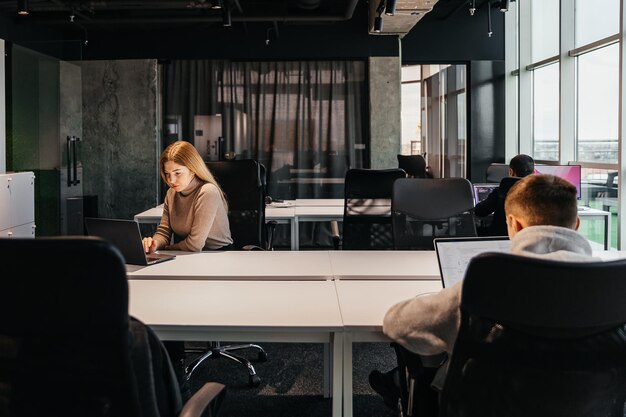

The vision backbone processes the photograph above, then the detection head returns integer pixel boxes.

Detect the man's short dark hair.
[509,154,535,177]
[505,174,578,228]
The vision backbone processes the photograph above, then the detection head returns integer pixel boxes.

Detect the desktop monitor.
[534,164,582,200]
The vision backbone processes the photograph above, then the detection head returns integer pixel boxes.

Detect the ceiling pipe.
[7,0,360,25]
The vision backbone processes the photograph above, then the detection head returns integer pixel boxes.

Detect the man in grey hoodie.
[370,174,597,407]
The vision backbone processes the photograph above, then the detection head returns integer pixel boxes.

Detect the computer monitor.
[534,164,582,200]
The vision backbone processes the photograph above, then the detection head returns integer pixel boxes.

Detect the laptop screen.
[434,236,511,288]
[472,183,499,205]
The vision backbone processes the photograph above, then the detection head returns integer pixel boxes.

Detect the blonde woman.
[143,141,233,253]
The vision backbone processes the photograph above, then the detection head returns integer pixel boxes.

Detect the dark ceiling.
[0,0,491,32]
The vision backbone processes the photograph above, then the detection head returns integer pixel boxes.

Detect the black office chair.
[185,159,271,387]
[438,252,626,417]
[397,154,429,178]
[391,177,477,250]
[0,236,226,417]
[391,343,443,417]
[332,168,406,250]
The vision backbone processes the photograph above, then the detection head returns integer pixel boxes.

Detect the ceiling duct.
[368,0,438,37]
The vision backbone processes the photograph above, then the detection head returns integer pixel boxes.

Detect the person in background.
[370,174,597,411]
[142,140,233,396]
[142,140,233,253]
[474,154,535,236]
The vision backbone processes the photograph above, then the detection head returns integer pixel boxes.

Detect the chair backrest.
[485,163,509,183]
[440,252,626,417]
[0,236,183,417]
[397,154,428,178]
[207,159,266,250]
[485,176,522,236]
[341,168,406,250]
[391,177,477,250]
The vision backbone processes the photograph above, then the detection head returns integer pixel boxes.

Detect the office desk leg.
[293,217,300,251]
[323,343,331,398]
[606,213,612,250]
[332,332,343,417]
[342,332,353,417]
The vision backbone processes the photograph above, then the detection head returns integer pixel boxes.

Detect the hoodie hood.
[510,225,598,262]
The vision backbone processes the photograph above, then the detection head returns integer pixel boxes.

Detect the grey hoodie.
[383,225,598,359]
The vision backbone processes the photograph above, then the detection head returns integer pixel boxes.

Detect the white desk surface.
[129,279,343,335]
[129,279,344,417]
[335,280,443,333]
[127,250,333,280]
[295,205,343,218]
[296,199,344,207]
[329,250,440,280]
[134,203,296,222]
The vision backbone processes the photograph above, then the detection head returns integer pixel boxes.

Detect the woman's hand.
[142,237,158,254]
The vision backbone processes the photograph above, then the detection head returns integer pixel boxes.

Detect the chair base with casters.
[185,342,267,387]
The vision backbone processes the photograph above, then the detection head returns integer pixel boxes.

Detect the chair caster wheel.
[258,351,267,362]
[249,374,261,387]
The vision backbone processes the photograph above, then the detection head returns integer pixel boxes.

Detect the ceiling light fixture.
[17,0,28,15]
[374,15,383,32]
[222,5,231,27]
[385,0,397,16]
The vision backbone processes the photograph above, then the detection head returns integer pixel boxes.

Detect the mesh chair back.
[207,160,265,250]
[392,177,477,250]
[397,154,428,178]
[341,168,406,250]
[440,252,626,417]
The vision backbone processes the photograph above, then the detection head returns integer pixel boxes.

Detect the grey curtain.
[161,59,369,201]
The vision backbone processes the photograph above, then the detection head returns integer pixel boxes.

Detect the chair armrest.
[179,382,226,417]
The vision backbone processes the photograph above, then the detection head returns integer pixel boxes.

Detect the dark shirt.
[474,177,521,236]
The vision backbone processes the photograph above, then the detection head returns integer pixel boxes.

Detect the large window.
[576,43,619,164]
[510,0,622,249]
[401,64,467,179]
[532,63,559,161]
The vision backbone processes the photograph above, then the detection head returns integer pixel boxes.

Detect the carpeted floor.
[184,341,399,417]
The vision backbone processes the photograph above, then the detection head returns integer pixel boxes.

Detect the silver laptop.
[84,217,176,266]
[434,236,511,288]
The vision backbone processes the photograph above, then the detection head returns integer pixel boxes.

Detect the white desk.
[133,200,343,251]
[335,280,443,417]
[128,279,344,417]
[127,250,333,280]
[329,250,439,280]
[133,203,299,250]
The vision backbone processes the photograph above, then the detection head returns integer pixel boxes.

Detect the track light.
[385,0,397,16]
[500,0,510,12]
[17,0,28,15]
[374,16,383,32]
[222,6,231,26]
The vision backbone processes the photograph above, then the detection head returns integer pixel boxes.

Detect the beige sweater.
[154,177,233,251]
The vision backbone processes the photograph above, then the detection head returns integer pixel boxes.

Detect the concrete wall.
[81,59,159,220]
[369,56,401,170]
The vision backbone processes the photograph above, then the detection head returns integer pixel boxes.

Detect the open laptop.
[472,183,499,205]
[84,217,176,266]
[434,236,511,288]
